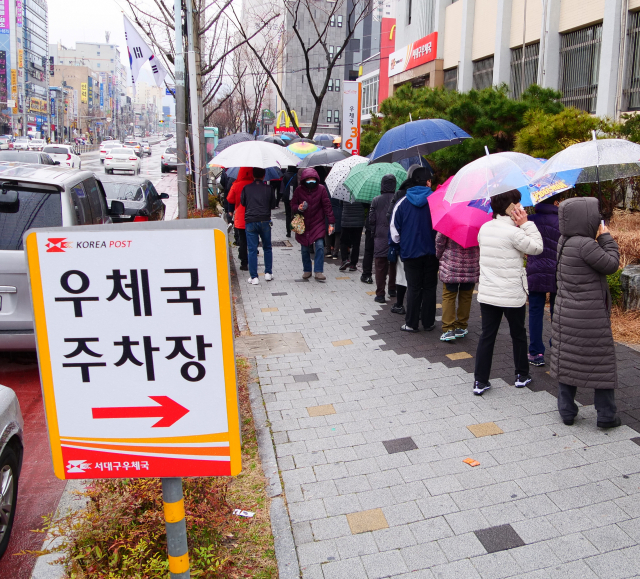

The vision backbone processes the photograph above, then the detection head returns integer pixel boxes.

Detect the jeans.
[528,291,556,356]
[301,238,325,273]
[363,226,374,276]
[246,221,273,279]
[441,283,475,332]
[340,227,363,264]
[474,303,529,384]
[558,382,617,423]
[403,254,439,330]
[236,227,247,267]
[374,257,396,297]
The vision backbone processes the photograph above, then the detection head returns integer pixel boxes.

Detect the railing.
[510,42,540,100]
[472,57,494,91]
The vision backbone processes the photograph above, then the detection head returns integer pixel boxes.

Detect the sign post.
[341,81,362,154]
[25,218,242,578]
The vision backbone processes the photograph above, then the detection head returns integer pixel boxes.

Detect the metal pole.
[162,477,190,578]
[175,0,189,219]
[521,0,527,98]
[185,0,202,210]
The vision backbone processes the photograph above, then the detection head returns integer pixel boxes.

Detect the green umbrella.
[343,162,407,203]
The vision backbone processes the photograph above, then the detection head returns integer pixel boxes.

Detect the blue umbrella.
[370,119,471,164]
[395,155,432,171]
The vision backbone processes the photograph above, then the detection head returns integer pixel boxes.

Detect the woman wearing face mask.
[290,168,336,280]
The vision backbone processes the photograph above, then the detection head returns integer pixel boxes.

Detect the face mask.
[304,180,317,188]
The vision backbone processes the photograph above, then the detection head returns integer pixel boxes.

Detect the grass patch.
[35,355,276,579]
[612,306,640,345]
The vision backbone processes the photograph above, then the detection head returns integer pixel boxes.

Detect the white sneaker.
[265,273,273,281]
[247,277,259,285]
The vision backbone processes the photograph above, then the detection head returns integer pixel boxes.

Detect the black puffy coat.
[549,197,620,390]
[341,201,366,229]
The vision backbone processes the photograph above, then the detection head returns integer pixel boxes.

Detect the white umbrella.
[208,140,300,169]
[325,155,368,202]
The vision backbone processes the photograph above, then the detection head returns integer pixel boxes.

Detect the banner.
[88,77,93,106]
[15,0,22,27]
[81,83,87,103]
[341,81,362,155]
[11,68,17,113]
[388,32,437,78]
[0,0,8,34]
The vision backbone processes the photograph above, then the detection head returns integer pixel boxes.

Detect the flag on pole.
[123,15,168,87]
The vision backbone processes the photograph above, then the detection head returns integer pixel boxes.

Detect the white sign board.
[25,219,241,480]
[341,81,362,154]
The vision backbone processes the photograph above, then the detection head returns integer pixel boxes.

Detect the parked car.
[0,151,58,165]
[161,146,177,173]
[99,140,121,163]
[100,174,169,222]
[104,147,141,175]
[164,134,174,139]
[0,384,24,558]
[13,137,30,151]
[0,136,13,150]
[0,164,123,350]
[141,140,151,156]
[42,145,81,169]
[123,139,142,157]
[27,139,46,152]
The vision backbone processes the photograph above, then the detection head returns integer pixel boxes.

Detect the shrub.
[608,269,623,306]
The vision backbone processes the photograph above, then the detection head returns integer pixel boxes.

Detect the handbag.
[388,244,398,263]
[291,213,305,235]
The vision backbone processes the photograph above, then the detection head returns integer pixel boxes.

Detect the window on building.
[330,15,335,26]
[362,75,379,115]
[334,109,339,123]
[407,0,412,25]
[443,67,458,91]
[97,63,101,67]
[559,23,602,113]
[335,79,341,92]
[623,11,640,110]
[472,56,494,90]
[510,42,540,99]
[327,110,332,122]
[337,15,343,27]
[328,79,333,91]
[97,52,100,56]
[338,48,342,59]
[329,45,334,58]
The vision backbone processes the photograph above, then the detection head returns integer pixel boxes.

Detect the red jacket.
[226,167,253,229]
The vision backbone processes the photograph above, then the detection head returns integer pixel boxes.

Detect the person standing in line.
[369,174,398,303]
[390,177,438,332]
[339,200,366,272]
[225,167,254,271]
[361,204,375,284]
[526,195,561,366]
[281,165,298,238]
[473,190,543,396]
[550,197,621,428]
[436,232,479,342]
[241,167,277,285]
[386,164,434,222]
[290,168,335,280]
[326,196,342,258]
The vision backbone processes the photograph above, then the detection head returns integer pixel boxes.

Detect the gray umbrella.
[298,148,351,168]
[214,132,254,154]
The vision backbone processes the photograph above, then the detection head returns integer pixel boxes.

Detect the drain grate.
[258,240,292,247]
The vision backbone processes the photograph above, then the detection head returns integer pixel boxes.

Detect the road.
[0,138,177,578]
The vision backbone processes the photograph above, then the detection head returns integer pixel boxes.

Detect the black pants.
[403,254,438,330]
[236,227,247,267]
[395,285,406,307]
[558,383,617,423]
[362,226,374,276]
[326,231,341,255]
[284,198,292,235]
[340,227,363,264]
[474,303,528,384]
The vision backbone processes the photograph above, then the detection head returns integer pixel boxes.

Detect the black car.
[99,175,169,222]
[0,150,58,164]
[161,146,177,173]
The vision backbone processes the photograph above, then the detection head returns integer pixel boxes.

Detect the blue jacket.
[526,203,560,293]
[390,186,436,260]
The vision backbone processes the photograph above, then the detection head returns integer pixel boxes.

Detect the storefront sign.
[16,0,23,27]
[341,81,362,154]
[10,69,17,114]
[0,0,8,34]
[81,83,87,104]
[18,49,23,69]
[388,32,438,78]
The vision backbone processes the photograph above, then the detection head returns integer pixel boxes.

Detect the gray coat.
[549,197,620,390]
[369,191,394,258]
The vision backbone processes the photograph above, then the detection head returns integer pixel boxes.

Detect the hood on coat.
[559,196,599,239]
[534,203,559,216]
[300,167,320,182]
[381,174,397,194]
[236,167,255,182]
[405,185,432,207]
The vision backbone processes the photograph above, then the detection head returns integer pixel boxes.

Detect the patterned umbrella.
[344,162,407,203]
[287,142,321,159]
[325,155,369,202]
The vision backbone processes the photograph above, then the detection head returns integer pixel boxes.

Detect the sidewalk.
[235,207,640,579]
[155,173,179,220]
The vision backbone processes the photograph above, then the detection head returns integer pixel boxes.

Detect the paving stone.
[469,551,522,579]
[305,308,322,314]
[474,524,525,553]
[547,560,599,579]
[307,404,336,417]
[508,542,561,573]
[372,525,417,551]
[383,436,419,454]
[544,532,599,563]
[408,517,455,543]
[583,548,639,579]
[296,539,339,566]
[430,559,482,579]
[271,292,288,296]
[321,557,368,579]
[437,532,486,561]
[335,532,379,559]
[332,339,353,347]
[261,307,279,312]
[467,422,504,438]
[399,541,448,571]
[362,550,409,579]
[347,508,389,534]
[294,373,319,382]
[582,524,635,553]
[446,352,472,361]
[311,516,352,541]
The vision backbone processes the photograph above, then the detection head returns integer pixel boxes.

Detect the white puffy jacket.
[477,215,543,308]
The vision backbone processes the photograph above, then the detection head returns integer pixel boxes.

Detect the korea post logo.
[46,238,72,253]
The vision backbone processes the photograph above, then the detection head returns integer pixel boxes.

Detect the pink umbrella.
[429,177,492,249]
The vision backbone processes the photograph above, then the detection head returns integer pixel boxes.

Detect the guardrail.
[76,144,100,154]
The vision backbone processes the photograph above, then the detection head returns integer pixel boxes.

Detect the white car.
[13,137,30,151]
[123,139,142,157]
[99,141,121,163]
[28,139,45,151]
[42,144,81,169]
[0,136,12,150]
[104,147,141,174]
[0,384,24,558]
[141,140,151,156]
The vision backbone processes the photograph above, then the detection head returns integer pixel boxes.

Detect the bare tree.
[207,91,242,136]
[231,0,373,138]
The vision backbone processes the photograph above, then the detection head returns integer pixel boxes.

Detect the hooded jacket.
[226,167,254,229]
[280,167,298,202]
[526,203,561,293]
[477,214,543,308]
[369,174,397,258]
[290,167,335,246]
[549,197,620,390]
[435,232,480,284]
[342,200,366,229]
[386,164,434,222]
[390,185,436,260]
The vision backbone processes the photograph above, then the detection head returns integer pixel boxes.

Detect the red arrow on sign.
[91,396,189,427]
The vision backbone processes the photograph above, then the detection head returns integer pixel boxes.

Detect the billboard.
[81,83,87,104]
[388,32,438,78]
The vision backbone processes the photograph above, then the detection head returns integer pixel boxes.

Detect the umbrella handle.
[484,146,490,157]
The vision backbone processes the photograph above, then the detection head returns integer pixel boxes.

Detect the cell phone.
[601,219,605,228]
[505,203,516,216]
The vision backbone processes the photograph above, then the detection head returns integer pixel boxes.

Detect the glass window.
[0,190,62,250]
[334,110,339,122]
[327,110,332,122]
[97,52,100,56]
[83,177,107,224]
[329,45,334,58]
[337,15,343,27]
[444,67,458,91]
[510,43,540,99]
[330,15,335,26]
[361,75,379,115]
[335,79,341,92]
[407,0,412,24]
[472,56,494,90]
[328,79,333,91]
[624,11,640,110]
[70,182,93,225]
[97,63,101,68]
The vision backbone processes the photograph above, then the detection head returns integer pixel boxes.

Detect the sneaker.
[265,273,273,281]
[339,261,349,271]
[597,417,622,429]
[388,290,397,298]
[563,418,575,426]
[286,232,291,238]
[247,277,259,285]
[360,274,373,284]
[332,252,339,259]
[528,354,545,367]
[454,328,468,338]
[391,304,405,315]
[240,264,248,271]
[348,265,358,272]
[424,324,436,331]
[401,324,419,332]
[302,272,312,279]
[440,330,456,342]
[374,295,386,304]
[473,381,492,396]
[515,374,532,388]
[314,272,326,281]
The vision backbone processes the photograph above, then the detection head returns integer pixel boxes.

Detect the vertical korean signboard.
[341,81,362,155]
[81,83,87,104]
[0,0,9,113]
[25,219,242,480]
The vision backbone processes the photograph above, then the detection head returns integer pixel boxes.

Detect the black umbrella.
[314,133,337,146]
[297,148,351,168]
[257,135,286,146]
[288,137,316,145]
[214,132,254,154]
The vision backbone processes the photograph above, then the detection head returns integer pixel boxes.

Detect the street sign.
[341,81,362,153]
[25,219,242,480]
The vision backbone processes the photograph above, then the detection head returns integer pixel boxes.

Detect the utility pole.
[185,0,202,210]
[175,0,188,219]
